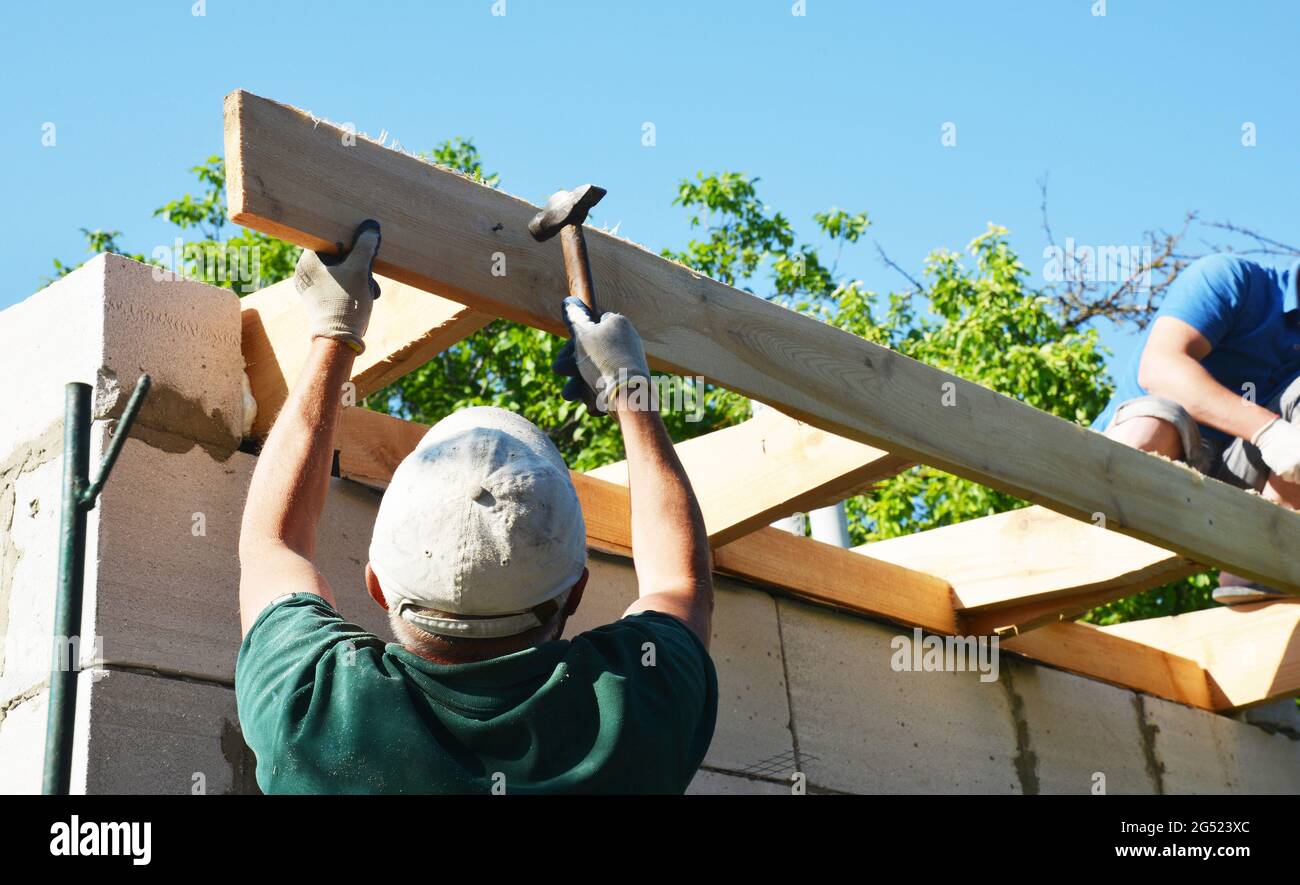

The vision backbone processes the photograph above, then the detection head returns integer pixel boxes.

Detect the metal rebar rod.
[41,374,150,795]
[42,383,91,795]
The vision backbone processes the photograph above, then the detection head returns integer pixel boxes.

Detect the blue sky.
[3,0,1297,371]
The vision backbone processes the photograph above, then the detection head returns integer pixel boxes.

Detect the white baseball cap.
[368,406,587,639]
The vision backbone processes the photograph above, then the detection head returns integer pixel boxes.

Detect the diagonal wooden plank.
[224,89,1300,593]
[857,505,1200,635]
[588,407,910,546]
[1100,600,1300,710]
[241,274,491,437]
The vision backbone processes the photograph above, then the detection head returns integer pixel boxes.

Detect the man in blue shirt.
[1094,253,1300,603]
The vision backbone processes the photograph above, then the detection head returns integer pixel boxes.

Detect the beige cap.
[368,407,586,638]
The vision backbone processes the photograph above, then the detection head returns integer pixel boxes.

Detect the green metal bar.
[42,383,90,795]
[42,374,150,795]
[81,375,151,505]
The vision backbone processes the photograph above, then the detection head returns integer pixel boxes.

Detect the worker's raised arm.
[552,299,713,646]
[614,406,713,644]
[238,221,382,634]
[1138,315,1300,479]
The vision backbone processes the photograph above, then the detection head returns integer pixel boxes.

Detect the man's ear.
[365,562,389,610]
[564,567,589,616]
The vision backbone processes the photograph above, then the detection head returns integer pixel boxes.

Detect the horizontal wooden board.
[858,505,1201,634]
[588,407,909,546]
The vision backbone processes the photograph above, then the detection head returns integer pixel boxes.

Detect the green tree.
[48,228,146,280]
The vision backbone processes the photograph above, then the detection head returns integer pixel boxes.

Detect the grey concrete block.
[0,254,244,461]
[1,254,252,690]
[75,668,256,795]
[778,598,1021,794]
[700,587,793,776]
[1142,693,1300,794]
[89,439,389,684]
[1009,660,1157,795]
[688,768,790,795]
[1240,699,1300,735]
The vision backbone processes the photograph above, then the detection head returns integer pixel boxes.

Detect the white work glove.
[1252,416,1300,483]
[552,297,650,416]
[293,219,382,354]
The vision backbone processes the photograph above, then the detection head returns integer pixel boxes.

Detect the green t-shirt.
[235,593,718,794]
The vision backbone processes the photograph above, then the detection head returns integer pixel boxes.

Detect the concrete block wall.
[1,254,1296,794]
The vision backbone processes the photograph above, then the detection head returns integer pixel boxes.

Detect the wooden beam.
[587,407,910,546]
[857,506,1200,635]
[1002,622,1214,710]
[334,404,430,488]
[714,528,959,633]
[241,274,491,437]
[224,89,1300,592]
[1100,600,1300,710]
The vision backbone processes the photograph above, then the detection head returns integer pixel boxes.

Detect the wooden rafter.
[587,406,910,547]
[241,274,491,437]
[224,89,1300,593]
[1100,600,1300,709]
[1002,622,1214,710]
[858,506,1201,635]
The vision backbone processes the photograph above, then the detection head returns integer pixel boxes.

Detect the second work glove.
[294,219,382,354]
[552,297,650,416]
[1252,415,1300,484]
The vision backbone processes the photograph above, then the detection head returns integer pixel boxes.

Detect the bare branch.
[1039,174,1198,332]
[873,240,925,293]
[1201,220,1300,258]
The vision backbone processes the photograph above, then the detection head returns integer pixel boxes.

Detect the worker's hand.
[552,297,650,415]
[1253,416,1300,483]
[294,219,382,354]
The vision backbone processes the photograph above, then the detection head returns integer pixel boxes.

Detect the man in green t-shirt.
[235,221,717,794]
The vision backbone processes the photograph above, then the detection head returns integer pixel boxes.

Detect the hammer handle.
[559,225,599,317]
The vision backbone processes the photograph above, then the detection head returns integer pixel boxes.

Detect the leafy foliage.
[48,228,146,280]
[52,156,299,296]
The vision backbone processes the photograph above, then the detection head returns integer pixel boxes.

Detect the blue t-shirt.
[1093,254,1300,445]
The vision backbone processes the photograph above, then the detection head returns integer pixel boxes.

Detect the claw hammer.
[528,183,607,316]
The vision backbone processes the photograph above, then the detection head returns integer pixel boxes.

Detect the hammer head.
[528,184,607,241]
